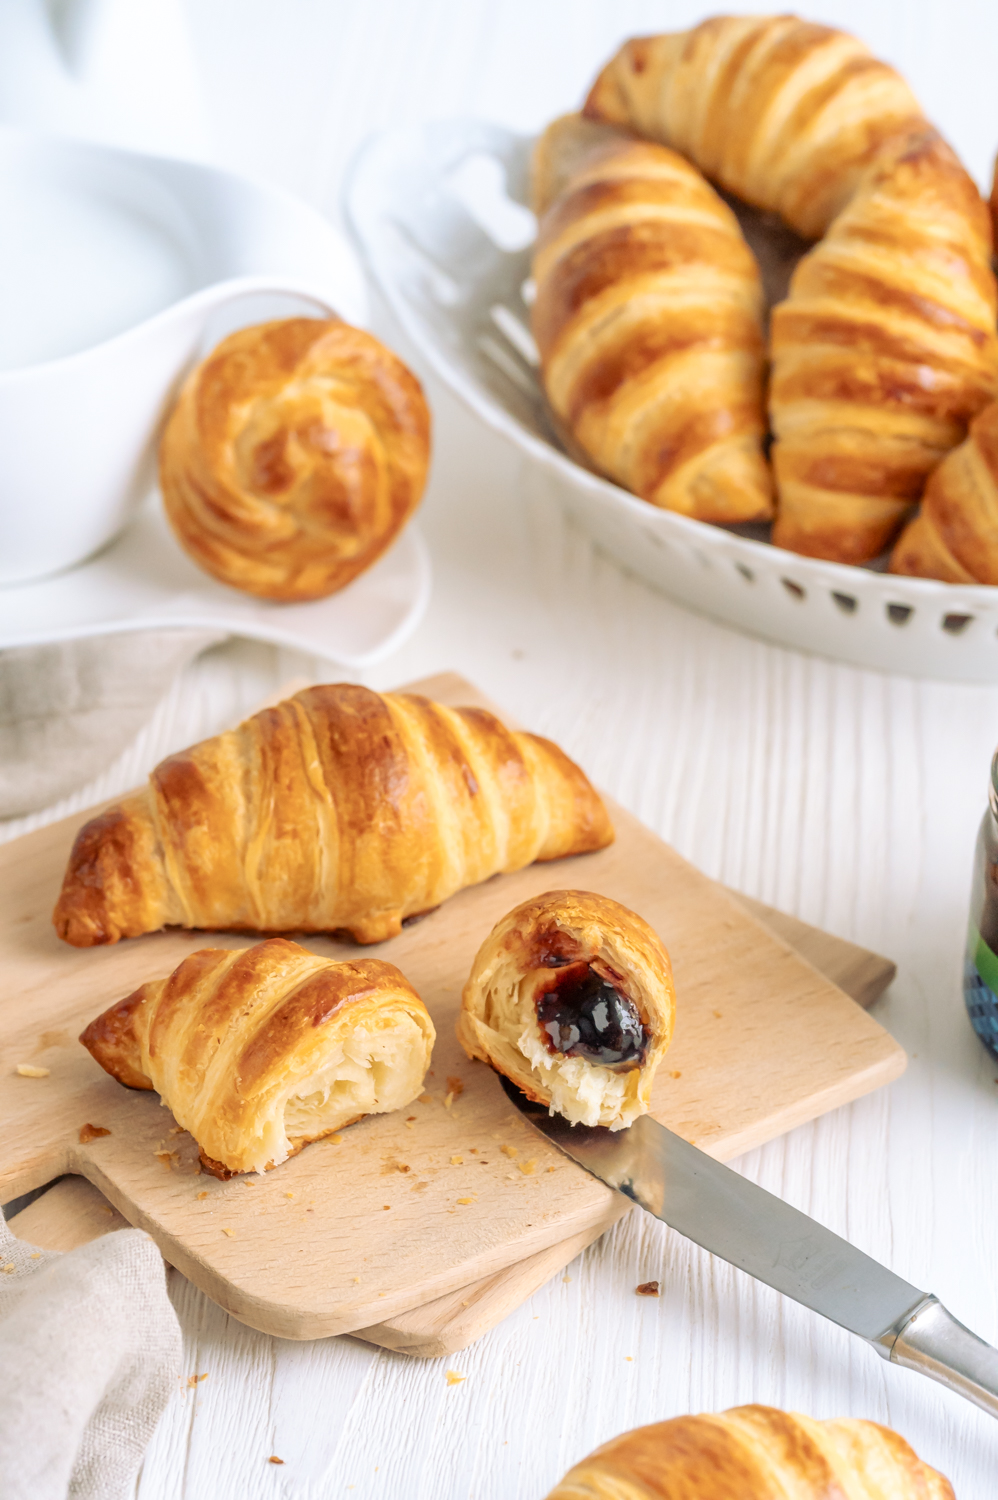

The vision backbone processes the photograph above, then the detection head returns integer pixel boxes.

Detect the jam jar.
[965,749,998,1060]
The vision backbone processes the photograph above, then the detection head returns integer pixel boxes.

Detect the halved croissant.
[80,938,434,1177]
[160,318,430,602]
[457,890,675,1130]
[547,1404,953,1499]
[531,114,773,524]
[583,17,998,562]
[890,398,998,582]
[53,685,614,948]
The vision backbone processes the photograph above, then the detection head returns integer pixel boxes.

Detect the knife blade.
[502,1077,998,1420]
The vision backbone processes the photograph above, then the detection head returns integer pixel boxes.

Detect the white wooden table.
[7,2,998,1494]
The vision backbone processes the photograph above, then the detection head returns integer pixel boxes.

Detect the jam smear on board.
[535,961,646,1068]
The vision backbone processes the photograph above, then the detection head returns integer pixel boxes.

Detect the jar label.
[969,923,998,994]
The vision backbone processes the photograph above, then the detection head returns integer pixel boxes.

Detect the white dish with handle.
[346,117,998,683]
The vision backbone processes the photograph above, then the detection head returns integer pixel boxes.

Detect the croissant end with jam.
[457,890,675,1130]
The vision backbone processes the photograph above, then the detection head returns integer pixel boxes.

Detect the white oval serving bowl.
[346,117,998,684]
[0,125,366,585]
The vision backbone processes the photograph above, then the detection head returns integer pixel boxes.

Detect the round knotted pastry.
[457,890,675,1130]
[159,317,431,601]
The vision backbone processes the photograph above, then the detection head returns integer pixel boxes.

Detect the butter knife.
[502,1078,998,1419]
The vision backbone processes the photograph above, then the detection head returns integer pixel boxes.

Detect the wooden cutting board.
[0,673,906,1341]
[10,893,895,1357]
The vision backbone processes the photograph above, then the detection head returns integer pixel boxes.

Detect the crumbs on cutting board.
[15,1064,49,1078]
[79,1123,111,1143]
[445,1370,466,1386]
[636,1281,660,1297]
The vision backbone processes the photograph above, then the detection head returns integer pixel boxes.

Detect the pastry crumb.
[445,1370,466,1386]
[446,1076,465,1097]
[221,1227,234,1237]
[636,1281,660,1297]
[241,1178,255,1186]
[450,1155,463,1166]
[15,1064,49,1078]
[406,1115,417,1121]
[169,1125,186,1135]
[196,1191,208,1200]
[500,1144,518,1158]
[187,1372,208,1388]
[519,1159,537,1176]
[382,1205,391,1211]
[546,1166,556,1173]
[397,1164,410,1173]
[285,1192,294,1199]
[419,1093,433,1104]
[78,1123,111,1143]
[268,1455,284,1465]
[670,1070,682,1079]
[329,1133,343,1144]
[403,1120,416,1129]
[2,1263,15,1274]
[456,1195,477,1205]
[562,1275,571,1283]
[625,1355,633,1362]
[712,1010,722,1019]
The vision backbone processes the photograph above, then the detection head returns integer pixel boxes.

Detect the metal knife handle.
[872,1295,998,1419]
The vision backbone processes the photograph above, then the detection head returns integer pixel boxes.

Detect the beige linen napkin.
[0,630,222,818]
[0,1205,182,1500]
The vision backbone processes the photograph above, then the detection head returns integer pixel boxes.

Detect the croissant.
[53,685,614,949]
[457,890,675,1130]
[583,17,924,241]
[79,938,435,1178]
[890,398,998,581]
[159,318,430,601]
[546,1404,954,1499]
[531,114,773,524]
[769,127,998,561]
[584,17,998,562]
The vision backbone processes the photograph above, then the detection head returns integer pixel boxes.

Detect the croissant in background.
[458,890,675,1130]
[546,1405,954,1499]
[54,685,614,948]
[531,114,773,525]
[890,398,998,582]
[160,318,430,601]
[80,938,435,1178]
[584,16,998,562]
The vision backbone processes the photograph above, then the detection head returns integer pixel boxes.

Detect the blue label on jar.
[965,924,998,1055]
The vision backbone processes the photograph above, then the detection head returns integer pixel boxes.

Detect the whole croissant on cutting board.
[53,685,614,948]
[458,890,675,1130]
[531,114,773,525]
[582,15,998,562]
[80,938,435,1177]
[159,317,430,601]
[546,1404,954,1499]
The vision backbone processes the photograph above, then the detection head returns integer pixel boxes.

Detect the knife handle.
[872,1295,998,1419]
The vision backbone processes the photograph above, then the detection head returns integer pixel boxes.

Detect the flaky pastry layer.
[79,937,435,1177]
[457,889,675,1130]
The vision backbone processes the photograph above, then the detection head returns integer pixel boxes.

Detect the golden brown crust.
[53,685,614,948]
[546,1404,955,1499]
[531,115,773,525]
[159,318,430,602]
[771,127,998,560]
[79,937,436,1175]
[583,18,924,240]
[458,889,675,1130]
[890,398,998,582]
[580,18,998,562]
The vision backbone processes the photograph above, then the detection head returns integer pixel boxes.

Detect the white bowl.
[346,117,998,683]
[0,125,366,585]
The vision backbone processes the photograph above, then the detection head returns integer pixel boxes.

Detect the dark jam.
[535,961,647,1069]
